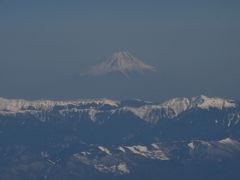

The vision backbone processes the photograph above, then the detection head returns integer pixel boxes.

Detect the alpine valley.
[0,95,240,180]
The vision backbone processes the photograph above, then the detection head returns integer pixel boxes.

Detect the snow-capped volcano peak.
[87,51,156,76]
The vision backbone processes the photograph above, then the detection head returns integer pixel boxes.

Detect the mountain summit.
[86,51,156,76]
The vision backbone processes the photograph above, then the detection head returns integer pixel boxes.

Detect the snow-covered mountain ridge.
[72,137,240,175]
[0,96,240,179]
[0,95,237,123]
[125,95,237,122]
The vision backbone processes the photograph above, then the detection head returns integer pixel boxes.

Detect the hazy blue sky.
[0,0,240,101]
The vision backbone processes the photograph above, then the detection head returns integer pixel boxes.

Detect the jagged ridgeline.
[0,95,240,180]
[0,95,239,145]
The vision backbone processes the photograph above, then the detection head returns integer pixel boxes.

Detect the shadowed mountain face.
[0,95,240,180]
[85,51,156,76]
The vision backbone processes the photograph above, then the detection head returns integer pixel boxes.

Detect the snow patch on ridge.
[98,146,112,155]
[117,146,126,153]
[191,95,236,110]
[125,145,169,160]
[219,138,238,145]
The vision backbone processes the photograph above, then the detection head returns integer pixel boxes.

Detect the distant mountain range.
[84,51,156,76]
[0,95,240,180]
[0,95,240,143]
[0,95,237,121]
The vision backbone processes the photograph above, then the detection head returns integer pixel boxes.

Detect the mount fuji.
[85,51,156,76]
